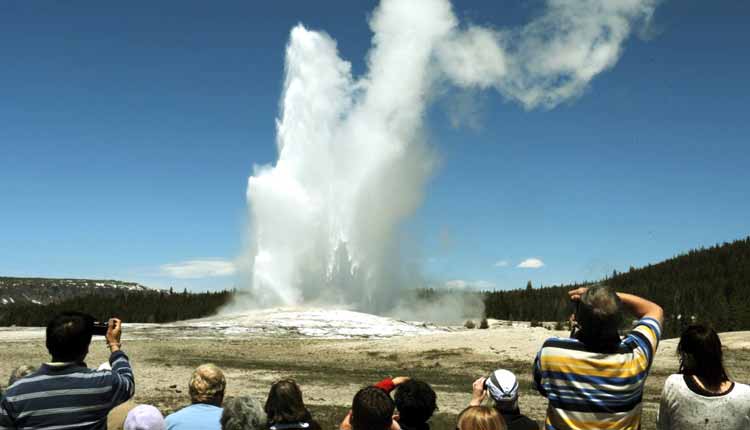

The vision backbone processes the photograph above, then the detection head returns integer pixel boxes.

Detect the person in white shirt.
[657,324,750,430]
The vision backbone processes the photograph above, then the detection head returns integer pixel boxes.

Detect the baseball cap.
[484,369,519,411]
[124,405,165,430]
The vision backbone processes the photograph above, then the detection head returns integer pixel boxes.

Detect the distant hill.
[0,277,149,306]
[483,236,750,337]
[0,277,233,326]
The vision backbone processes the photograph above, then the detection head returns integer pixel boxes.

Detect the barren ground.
[1,323,748,430]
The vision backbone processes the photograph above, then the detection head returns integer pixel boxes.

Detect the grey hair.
[9,365,37,386]
[576,285,623,347]
[221,396,266,430]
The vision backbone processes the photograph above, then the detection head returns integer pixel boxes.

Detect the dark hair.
[265,379,312,424]
[575,285,623,350]
[352,386,394,430]
[394,379,436,427]
[678,324,729,389]
[46,311,95,362]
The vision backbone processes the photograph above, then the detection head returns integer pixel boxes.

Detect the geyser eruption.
[244,0,659,313]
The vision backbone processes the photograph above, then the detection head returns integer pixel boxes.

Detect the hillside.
[483,236,750,337]
[0,277,149,306]
[0,276,233,326]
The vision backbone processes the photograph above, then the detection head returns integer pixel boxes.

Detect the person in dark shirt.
[470,369,538,430]
[373,377,436,430]
[0,311,134,430]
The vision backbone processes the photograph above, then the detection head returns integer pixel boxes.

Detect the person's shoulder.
[507,415,539,430]
[631,317,662,339]
[540,336,579,349]
[731,381,750,397]
[166,404,197,421]
[538,336,589,356]
[663,374,684,390]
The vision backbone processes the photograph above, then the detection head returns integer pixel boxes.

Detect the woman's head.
[264,379,312,424]
[678,324,728,388]
[222,396,266,430]
[456,406,506,430]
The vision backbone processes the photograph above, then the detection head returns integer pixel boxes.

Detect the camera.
[91,321,109,336]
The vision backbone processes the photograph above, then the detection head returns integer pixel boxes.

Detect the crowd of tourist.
[1,286,748,430]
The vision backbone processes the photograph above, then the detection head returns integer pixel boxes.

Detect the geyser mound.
[133,308,444,339]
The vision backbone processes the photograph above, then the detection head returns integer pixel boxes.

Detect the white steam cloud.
[242,0,659,314]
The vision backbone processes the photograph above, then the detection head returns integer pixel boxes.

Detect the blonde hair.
[189,363,226,403]
[457,406,506,430]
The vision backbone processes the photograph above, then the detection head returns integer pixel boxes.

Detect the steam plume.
[242,0,659,314]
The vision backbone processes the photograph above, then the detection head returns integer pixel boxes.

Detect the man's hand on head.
[392,376,410,386]
[568,287,588,302]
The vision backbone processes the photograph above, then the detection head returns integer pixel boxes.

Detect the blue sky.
[1,0,748,292]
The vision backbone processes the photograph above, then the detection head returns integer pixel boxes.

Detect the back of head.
[575,285,623,349]
[394,379,436,427]
[8,365,37,386]
[352,386,395,430]
[265,379,312,424]
[484,370,518,413]
[46,311,95,362]
[124,405,165,430]
[222,396,266,430]
[457,406,506,430]
[190,364,226,405]
[678,324,728,388]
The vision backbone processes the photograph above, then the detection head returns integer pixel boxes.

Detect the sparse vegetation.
[464,320,476,329]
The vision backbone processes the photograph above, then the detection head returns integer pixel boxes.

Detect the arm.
[0,398,15,429]
[340,411,352,430]
[105,318,135,404]
[656,380,671,430]
[533,351,548,398]
[373,376,409,393]
[616,292,664,327]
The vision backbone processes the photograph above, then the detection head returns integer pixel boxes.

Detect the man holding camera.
[533,285,664,430]
[0,311,135,430]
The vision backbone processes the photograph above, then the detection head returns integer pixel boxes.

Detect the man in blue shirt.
[0,312,134,430]
[166,364,226,430]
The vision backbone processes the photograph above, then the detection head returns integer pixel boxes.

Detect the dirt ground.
[1,325,748,430]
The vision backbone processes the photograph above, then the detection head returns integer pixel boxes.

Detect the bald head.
[189,364,226,406]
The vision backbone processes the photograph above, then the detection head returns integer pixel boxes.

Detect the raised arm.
[568,287,664,326]
[616,292,664,327]
[105,318,135,403]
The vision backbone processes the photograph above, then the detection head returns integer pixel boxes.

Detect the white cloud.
[160,259,237,279]
[444,279,496,290]
[494,260,509,268]
[517,258,545,269]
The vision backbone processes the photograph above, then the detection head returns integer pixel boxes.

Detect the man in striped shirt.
[533,286,664,430]
[0,312,135,430]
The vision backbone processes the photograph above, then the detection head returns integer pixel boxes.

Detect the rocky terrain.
[1,310,748,430]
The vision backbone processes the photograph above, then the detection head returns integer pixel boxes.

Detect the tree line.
[0,289,233,326]
[482,236,750,338]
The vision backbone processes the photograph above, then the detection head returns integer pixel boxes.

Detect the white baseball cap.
[485,369,519,411]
